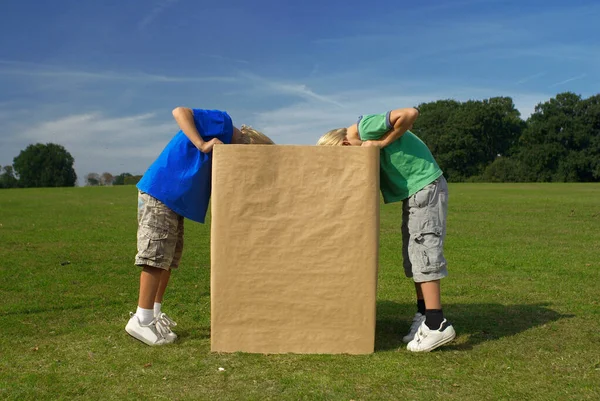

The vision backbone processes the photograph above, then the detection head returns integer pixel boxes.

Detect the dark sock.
[425,309,444,330]
[417,299,426,315]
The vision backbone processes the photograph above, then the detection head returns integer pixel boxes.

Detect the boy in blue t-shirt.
[125,107,274,346]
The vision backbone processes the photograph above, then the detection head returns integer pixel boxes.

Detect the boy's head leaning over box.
[234,124,275,145]
[316,128,347,146]
[316,127,363,147]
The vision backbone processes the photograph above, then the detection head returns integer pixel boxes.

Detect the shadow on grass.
[173,327,210,344]
[375,301,574,351]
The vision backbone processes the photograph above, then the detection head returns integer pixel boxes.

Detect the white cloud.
[2,112,180,182]
[0,60,236,83]
[199,53,249,65]
[240,72,345,107]
[516,71,546,85]
[549,74,587,88]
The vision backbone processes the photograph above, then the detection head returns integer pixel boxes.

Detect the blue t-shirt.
[137,109,233,223]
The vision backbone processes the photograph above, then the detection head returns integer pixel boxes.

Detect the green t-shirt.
[358,112,443,203]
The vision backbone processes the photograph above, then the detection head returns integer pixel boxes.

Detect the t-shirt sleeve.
[192,109,234,144]
[357,112,393,140]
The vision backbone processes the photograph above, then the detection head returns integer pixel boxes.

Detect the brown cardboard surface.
[210,145,380,354]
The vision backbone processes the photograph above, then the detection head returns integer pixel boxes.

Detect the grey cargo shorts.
[402,176,449,283]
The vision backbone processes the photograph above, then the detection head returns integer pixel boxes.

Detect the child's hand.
[198,138,223,153]
[361,140,382,148]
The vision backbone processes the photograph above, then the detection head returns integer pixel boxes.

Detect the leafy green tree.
[124,175,142,185]
[114,173,133,185]
[577,94,600,181]
[13,143,77,187]
[481,157,525,182]
[413,97,524,181]
[101,172,114,186]
[519,92,600,182]
[85,173,101,186]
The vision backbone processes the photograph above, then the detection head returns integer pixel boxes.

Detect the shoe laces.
[155,313,177,337]
[156,313,177,328]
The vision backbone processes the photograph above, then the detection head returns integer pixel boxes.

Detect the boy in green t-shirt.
[317,107,456,352]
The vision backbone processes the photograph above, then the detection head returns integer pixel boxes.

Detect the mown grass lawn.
[0,183,599,400]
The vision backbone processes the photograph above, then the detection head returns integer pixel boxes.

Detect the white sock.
[154,302,162,317]
[135,306,154,325]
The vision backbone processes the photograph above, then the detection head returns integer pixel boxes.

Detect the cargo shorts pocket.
[409,182,435,209]
[411,227,446,273]
[139,202,171,241]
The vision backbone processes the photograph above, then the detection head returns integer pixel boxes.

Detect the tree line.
[84,172,142,186]
[0,143,141,188]
[413,92,599,182]
[1,91,598,189]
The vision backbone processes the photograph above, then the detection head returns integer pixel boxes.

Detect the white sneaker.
[407,319,456,352]
[125,313,168,346]
[402,312,426,343]
[155,312,178,343]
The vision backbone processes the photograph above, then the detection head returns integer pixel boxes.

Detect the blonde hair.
[316,128,347,146]
[239,124,275,145]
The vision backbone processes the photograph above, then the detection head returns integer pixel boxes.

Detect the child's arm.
[362,108,419,148]
[172,107,223,153]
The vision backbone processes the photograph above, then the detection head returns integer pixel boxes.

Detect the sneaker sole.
[125,324,167,346]
[408,330,456,352]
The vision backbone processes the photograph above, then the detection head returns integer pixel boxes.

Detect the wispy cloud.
[8,112,179,179]
[516,71,546,85]
[494,45,600,63]
[313,34,390,46]
[199,53,249,65]
[21,113,160,144]
[272,83,345,108]
[0,60,235,83]
[139,0,180,30]
[549,74,587,88]
[241,73,345,107]
[414,0,506,13]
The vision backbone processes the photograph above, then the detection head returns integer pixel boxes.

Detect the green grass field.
[1,184,599,400]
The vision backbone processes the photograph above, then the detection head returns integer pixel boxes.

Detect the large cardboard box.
[210,145,379,354]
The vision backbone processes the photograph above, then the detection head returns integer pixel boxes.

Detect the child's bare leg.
[418,280,441,310]
[138,266,163,309]
[155,269,172,304]
[152,269,172,317]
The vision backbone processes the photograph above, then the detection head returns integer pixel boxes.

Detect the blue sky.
[1,0,598,183]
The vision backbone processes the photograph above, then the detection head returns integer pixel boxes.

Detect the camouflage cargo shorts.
[401,176,449,283]
[135,191,184,270]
